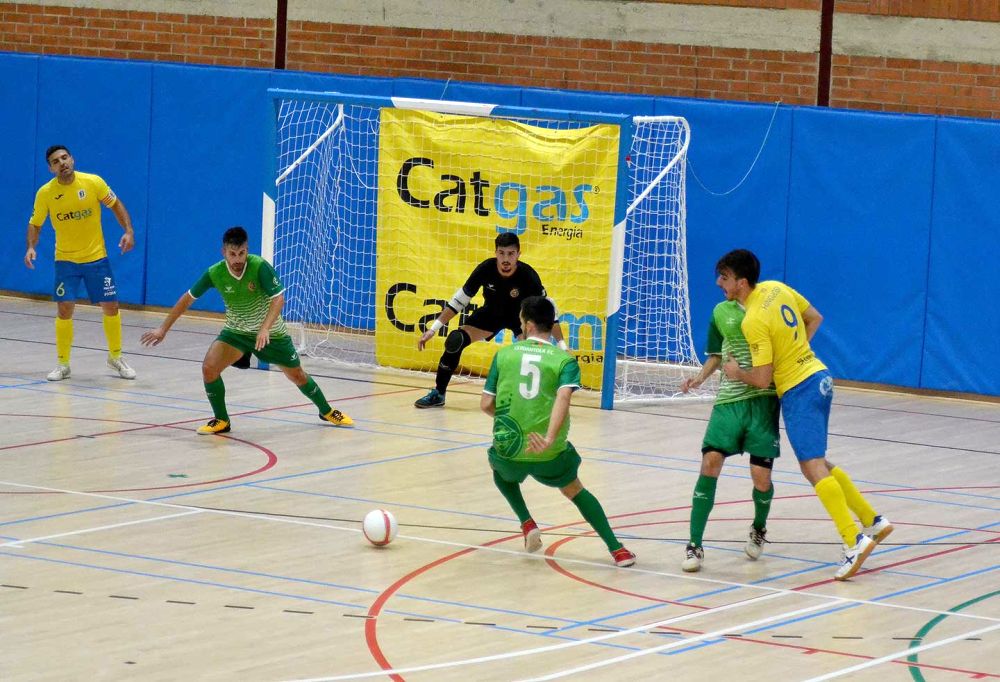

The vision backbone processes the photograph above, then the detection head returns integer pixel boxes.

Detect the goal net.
[268,90,711,405]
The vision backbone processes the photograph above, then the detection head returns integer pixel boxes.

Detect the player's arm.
[110,198,135,254]
[681,354,721,393]
[802,305,823,341]
[725,360,773,389]
[481,355,499,416]
[255,292,285,351]
[526,386,573,454]
[722,317,774,388]
[418,282,472,350]
[140,291,196,346]
[24,222,42,269]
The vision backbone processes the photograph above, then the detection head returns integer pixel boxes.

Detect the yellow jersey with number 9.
[740,280,827,396]
[30,172,118,264]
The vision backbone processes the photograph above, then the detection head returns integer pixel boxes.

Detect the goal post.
[264,88,710,407]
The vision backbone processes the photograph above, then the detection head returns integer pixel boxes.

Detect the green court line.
[907,589,1000,682]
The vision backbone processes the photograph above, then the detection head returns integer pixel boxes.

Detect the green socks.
[204,377,229,421]
[752,484,774,531]
[492,470,531,524]
[299,377,332,415]
[570,488,621,553]
[688,474,718,547]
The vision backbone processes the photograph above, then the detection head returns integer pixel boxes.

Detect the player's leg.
[743,396,780,560]
[784,372,873,580]
[825,459,893,543]
[415,313,493,407]
[548,444,635,567]
[198,338,245,434]
[80,257,135,379]
[49,261,80,380]
[488,459,538,552]
[264,337,354,427]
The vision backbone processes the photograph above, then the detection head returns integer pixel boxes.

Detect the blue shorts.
[780,370,834,461]
[54,258,118,303]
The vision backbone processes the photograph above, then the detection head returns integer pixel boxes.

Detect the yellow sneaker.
[196,418,231,435]
[320,409,353,427]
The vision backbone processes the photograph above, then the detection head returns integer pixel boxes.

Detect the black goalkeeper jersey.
[451,259,548,319]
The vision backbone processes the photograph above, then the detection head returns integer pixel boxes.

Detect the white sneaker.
[834,533,875,581]
[46,364,71,381]
[682,544,704,572]
[107,355,136,379]
[864,515,894,544]
[745,525,768,560]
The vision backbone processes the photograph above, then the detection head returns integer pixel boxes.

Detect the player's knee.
[444,328,472,354]
[201,361,222,382]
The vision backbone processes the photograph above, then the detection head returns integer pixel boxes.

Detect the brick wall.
[2,0,998,118]
[0,3,273,67]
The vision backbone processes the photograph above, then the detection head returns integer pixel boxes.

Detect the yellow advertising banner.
[375,108,620,388]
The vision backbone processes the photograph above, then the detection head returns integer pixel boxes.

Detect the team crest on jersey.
[510,288,519,298]
[248,281,256,292]
[78,189,86,199]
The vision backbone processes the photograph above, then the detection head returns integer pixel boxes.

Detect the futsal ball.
[362,509,398,547]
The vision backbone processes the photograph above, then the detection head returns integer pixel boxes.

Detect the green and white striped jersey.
[707,300,776,405]
[189,254,288,337]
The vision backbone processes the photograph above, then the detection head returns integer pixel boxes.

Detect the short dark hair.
[45,145,70,162]
[520,296,555,332]
[223,226,248,247]
[495,232,520,250]
[716,249,760,287]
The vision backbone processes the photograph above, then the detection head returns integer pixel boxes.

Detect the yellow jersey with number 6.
[741,280,827,396]
[30,172,118,263]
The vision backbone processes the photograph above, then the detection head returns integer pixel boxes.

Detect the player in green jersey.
[678,253,781,572]
[140,227,353,435]
[481,296,636,568]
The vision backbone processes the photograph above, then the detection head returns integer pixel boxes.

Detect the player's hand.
[722,355,741,380]
[526,432,554,454]
[24,247,36,269]
[140,327,166,346]
[680,377,701,393]
[417,329,435,351]
[255,329,270,351]
[119,231,135,254]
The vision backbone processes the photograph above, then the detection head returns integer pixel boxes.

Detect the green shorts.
[217,328,301,368]
[703,395,780,459]
[489,441,582,488]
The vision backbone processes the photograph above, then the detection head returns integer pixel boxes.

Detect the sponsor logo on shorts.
[819,375,833,396]
[103,276,116,297]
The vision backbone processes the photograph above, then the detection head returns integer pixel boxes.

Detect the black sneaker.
[414,389,445,408]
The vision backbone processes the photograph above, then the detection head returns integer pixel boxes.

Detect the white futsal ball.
[362,509,398,547]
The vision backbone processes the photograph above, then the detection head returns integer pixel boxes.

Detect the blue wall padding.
[922,117,1000,395]
[1,53,997,396]
[785,108,936,387]
[0,54,40,295]
[145,63,271,312]
[660,98,794,354]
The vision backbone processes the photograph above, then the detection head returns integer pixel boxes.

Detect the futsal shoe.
[414,388,445,408]
[320,409,354,427]
[682,544,704,572]
[232,352,252,369]
[46,364,71,381]
[107,354,137,379]
[865,515,894,544]
[197,418,231,435]
[745,525,768,560]
[834,533,875,581]
[521,519,542,553]
[612,547,637,568]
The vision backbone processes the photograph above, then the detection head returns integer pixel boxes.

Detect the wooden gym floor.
[0,295,997,681]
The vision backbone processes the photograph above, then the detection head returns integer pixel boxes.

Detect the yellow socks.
[830,466,876,527]
[815,476,861,546]
[55,317,73,365]
[103,312,123,359]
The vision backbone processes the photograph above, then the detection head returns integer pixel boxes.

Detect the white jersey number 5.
[519,354,542,399]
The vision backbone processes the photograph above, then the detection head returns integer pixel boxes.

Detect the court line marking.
[0,510,201,549]
[800,622,1000,681]
[2,477,998,626]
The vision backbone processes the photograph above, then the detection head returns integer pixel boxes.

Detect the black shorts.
[464,305,522,340]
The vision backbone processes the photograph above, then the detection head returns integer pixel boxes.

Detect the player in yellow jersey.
[24,145,137,381]
[718,249,893,581]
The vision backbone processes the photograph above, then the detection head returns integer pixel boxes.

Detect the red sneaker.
[611,547,636,567]
[521,519,542,553]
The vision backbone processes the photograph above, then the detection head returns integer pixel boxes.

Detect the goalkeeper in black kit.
[414,232,566,408]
